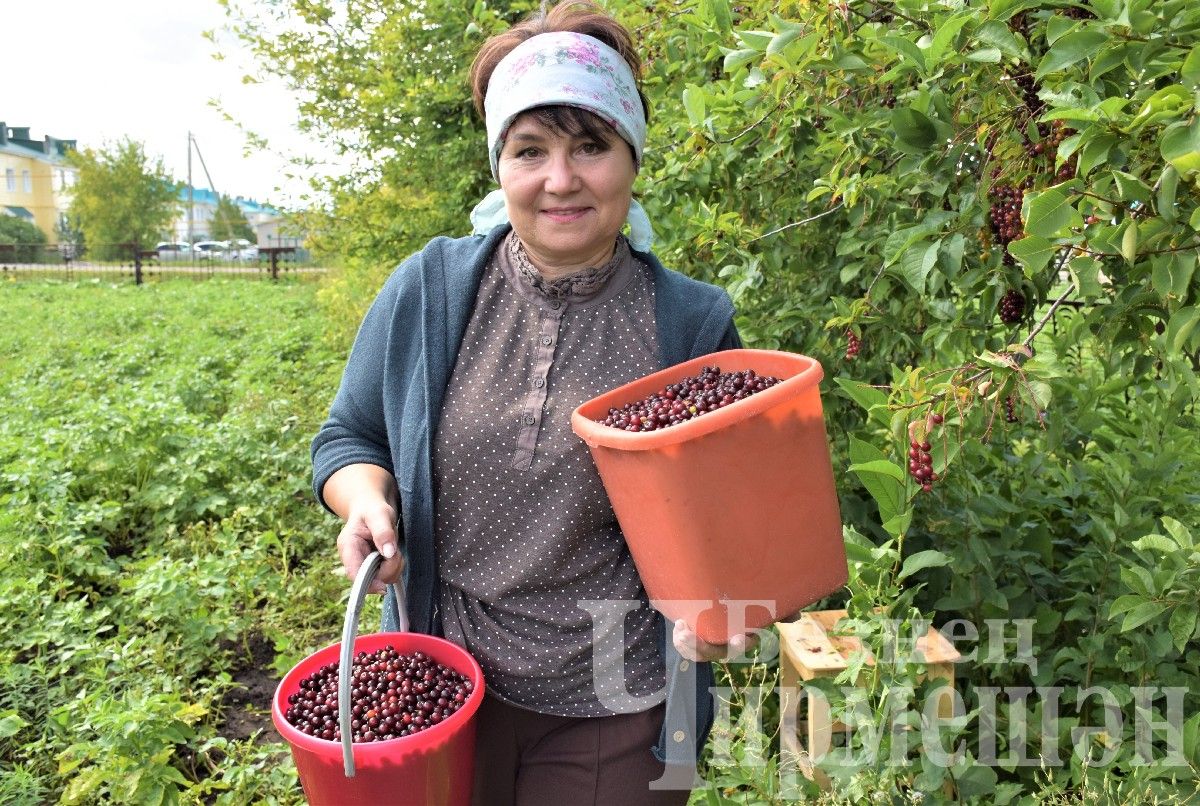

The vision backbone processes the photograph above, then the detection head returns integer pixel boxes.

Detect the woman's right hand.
[336,500,403,594]
[323,463,403,595]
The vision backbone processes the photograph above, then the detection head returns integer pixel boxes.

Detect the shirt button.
[672,730,686,743]
[524,415,536,425]
[540,335,553,346]
[678,660,690,672]
[533,378,545,388]
[550,301,562,310]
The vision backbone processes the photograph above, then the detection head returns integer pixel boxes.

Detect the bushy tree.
[0,215,47,262]
[67,138,179,260]
[210,195,255,242]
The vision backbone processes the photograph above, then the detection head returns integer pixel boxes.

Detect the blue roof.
[176,185,277,216]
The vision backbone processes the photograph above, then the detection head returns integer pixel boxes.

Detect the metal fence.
[0,243,325,283]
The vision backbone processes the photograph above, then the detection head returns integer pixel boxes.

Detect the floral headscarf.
[469,31,655,252]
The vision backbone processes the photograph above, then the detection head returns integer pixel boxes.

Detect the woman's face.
[497,112,636,277]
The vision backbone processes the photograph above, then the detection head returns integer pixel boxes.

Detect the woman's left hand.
[672,618,759,663]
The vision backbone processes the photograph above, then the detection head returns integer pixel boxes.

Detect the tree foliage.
[0,215,46,262]
[223,0,1200,799]
[67,138,179,260]
[210,194,255,242]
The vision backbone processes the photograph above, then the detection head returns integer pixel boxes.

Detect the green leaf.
[1035,31,1108,79]
[1121,220,1138,264]
[61,768,107,805]
[1007,235,1056,275]
[833,377,888,416]
[928,12,973,65]
[966,47,1002,63]
[848,459,906,481]
[1122,601,1167,631]
[711,0,733,33]
[881,35,927,73]
[1192,207,1200,231]
[1157,165,1179,223]
[898,549,951,581]
[1070,255,1106,298]
[1161,119,1200,174]
[1181,43,1200,90]
[1109,593,1145,617]
[766,28,803,59]
[1023,187,1082,237]
[682,85,706,127]
[882,511,913,539]
[722,49,757,73]
[0,711,27,739]
[1166,306,1200,352]
[1121,564,1155,596]
[1090,41,1131,81]
[891,107,937,149]
[1170,603,1198,652]
[1077,134,1117,178]
[1151,254,1190,300]
[895,240,940,292]
[735,30,775,51]
[1044,15,1077,46]
[1111,170,1152,204]
[974,20,1024,59]
[1132,533,1179,554]
[1127,85,1194,131]
[1162,517,1195,549]
[849,437,903,525]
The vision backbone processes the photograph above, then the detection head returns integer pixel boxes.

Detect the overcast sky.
[4,0,340,208]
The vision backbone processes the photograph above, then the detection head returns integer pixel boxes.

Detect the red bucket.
[272,553,485,805]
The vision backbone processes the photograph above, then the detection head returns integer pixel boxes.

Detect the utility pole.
[186,132,220,245]
[187,131,194,246]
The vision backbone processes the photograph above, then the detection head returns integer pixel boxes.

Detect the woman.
[311,3,751,803]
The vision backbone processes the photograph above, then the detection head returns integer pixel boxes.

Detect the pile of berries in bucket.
[599,365,782,431]
[284,646,473,743]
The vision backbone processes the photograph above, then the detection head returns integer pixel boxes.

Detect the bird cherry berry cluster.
[998,289,1026,324]
[284,647,473,743]
[909,412,944,493]
[1004,395,1019,423]
[600,366,782,431]
[988,183,1026,246]
[845,330,861,361]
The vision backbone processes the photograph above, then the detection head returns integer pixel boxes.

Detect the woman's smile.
[542,206,591,223]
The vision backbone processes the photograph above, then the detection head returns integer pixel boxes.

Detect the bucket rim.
[271,632,485,757]
[571,349,824,450]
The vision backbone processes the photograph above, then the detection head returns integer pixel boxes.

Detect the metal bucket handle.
[338,550,409,777]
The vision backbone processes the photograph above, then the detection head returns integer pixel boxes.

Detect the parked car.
[227,239,260,262]
[191,241,227,260]
[155,242,192,261]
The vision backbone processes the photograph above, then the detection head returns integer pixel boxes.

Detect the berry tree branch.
[748,202,845,243]
[858,0,930,30]
[1022,280,1077,350]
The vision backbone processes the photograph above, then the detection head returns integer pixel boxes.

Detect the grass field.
[0,278,360,804]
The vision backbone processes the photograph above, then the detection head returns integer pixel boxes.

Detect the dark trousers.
[470,694,690,806]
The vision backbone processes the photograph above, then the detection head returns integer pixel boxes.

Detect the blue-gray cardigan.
[311,224,741,766]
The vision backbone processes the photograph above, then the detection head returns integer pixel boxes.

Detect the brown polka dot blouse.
[433,231,664,717]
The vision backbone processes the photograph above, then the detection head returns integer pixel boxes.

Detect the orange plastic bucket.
[571,349,846,644]
[272,553,485,805]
